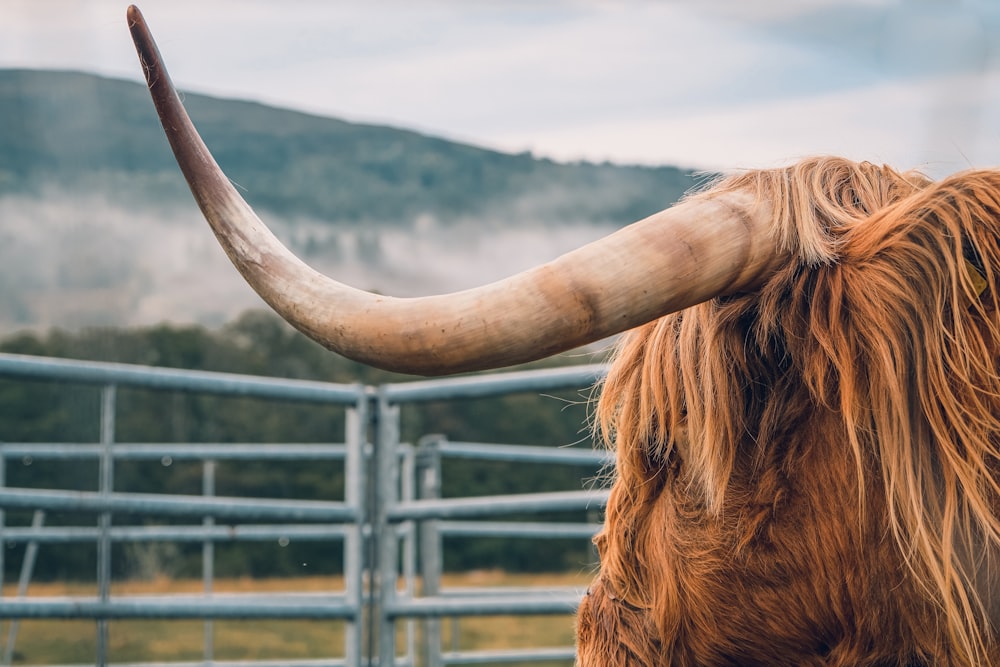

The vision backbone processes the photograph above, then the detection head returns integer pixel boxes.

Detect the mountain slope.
[0,68,700,225]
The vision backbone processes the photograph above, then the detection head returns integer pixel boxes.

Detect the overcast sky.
[4,0,1000,177]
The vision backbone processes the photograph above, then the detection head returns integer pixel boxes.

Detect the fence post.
[2,509,44,666]
[344,394,368,667]
[96,384,116,667]
[399,443,417,663]
[416,435,444,667]
[375,394,401,667]
[202,459,216,663]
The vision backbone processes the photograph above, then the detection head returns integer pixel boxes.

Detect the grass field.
[1,571,589,665]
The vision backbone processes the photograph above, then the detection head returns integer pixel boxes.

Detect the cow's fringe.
[593,156,1000,665]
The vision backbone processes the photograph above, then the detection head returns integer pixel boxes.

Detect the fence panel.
[0,352,607,667]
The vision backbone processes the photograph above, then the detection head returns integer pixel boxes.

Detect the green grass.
[2,572,587,665]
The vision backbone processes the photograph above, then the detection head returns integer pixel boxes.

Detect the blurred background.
[3,0,1000,334]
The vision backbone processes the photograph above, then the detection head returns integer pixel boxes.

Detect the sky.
[4,0,1000,177]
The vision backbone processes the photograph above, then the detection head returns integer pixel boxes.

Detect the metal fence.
[0,352,608,667]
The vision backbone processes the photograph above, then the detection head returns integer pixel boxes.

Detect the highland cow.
[579,162,1000,666]
[128,6,1000,665]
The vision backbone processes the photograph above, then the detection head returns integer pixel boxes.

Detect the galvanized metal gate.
[0,352,608,667]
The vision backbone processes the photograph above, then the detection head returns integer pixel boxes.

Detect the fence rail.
[0,352,607,667]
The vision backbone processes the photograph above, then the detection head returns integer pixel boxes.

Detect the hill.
[0,69,705,332]
[0,68,700,223]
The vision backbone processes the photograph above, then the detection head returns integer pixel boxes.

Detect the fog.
[0,192,618,335]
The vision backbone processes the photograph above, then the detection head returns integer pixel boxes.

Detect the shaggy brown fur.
[578,157,1000,666]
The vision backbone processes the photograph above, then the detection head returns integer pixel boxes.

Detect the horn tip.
[126,4,168,95]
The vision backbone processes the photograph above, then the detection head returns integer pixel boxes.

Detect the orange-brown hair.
[590,156,1000,665]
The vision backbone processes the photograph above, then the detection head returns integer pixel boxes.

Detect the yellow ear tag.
[964,259,989,298]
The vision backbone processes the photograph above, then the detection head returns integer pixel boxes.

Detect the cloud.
[519,70,999,176]
[3,0,1000,173]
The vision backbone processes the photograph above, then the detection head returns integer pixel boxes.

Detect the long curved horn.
[127,5,780,376]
